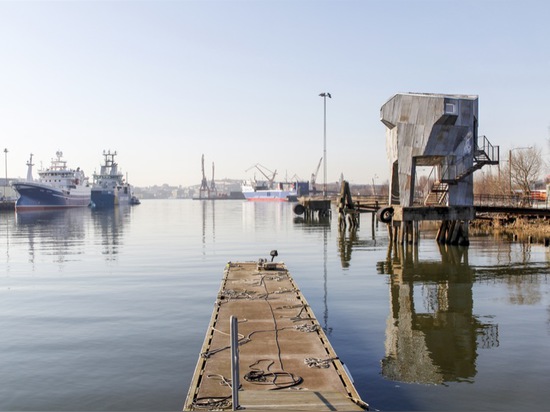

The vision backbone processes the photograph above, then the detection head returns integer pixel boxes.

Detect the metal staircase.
[424,181,449,206]
[424,135,499,206]
[441,135,499,184]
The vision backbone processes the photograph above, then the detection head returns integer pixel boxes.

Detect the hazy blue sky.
[1,0,549,187]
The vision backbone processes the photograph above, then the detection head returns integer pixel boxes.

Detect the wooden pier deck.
[184,260,368,411]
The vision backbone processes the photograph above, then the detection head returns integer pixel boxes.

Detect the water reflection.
[242,201,290,230]
[13,207,131,266]
[1,210,15,264]
[200,200,216,255]
[15,209,89,266]
[90,206,131,260]
[377,243,498,384]
[293,213,331,226]
[291,208,332,333]
[337,226,379,268]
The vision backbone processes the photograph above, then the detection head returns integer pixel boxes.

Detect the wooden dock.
[293,197,332,219]
[184,260,368,411]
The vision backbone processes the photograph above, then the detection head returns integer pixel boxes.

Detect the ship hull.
[91,187,131,208]
[13,182,91,211]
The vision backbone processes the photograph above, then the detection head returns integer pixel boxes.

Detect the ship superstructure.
[91,150,138,208]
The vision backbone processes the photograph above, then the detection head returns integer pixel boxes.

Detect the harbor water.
[1,200,549,411]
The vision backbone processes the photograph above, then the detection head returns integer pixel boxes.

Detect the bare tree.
[474,167,508,196]
[510,146,544,195]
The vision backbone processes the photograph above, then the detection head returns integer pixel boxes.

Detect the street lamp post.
[3,148,7,199]
[319,92,331,198]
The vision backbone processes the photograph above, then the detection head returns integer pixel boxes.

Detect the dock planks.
[184,260,368,411]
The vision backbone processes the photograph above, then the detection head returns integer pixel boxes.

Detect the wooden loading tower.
[378,93,499,246]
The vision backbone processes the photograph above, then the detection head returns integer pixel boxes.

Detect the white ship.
[12,152,91,211]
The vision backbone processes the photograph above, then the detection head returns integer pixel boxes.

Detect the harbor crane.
[245,163,277,188]
[210,161,217,197]
[199,154,210,199]
[310,157,322,194]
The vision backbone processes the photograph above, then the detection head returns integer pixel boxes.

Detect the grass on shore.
[471,216,550,243]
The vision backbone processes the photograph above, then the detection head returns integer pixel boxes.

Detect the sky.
[1,0,549,187]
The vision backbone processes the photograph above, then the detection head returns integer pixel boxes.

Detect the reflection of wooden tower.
[380,243,499,384]
[199,154,210,199]
[210,162,217,198]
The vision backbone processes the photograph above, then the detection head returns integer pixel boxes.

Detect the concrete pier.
[184,260,368,411]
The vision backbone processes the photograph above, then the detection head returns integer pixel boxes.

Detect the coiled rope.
[304,357,338,368]
[190,395,231,410]
[294,323,320,332]
[243,359,303,390]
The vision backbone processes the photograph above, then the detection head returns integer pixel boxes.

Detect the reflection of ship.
[12,152,91,211]
[91,150,140,208]
[242,163,308,202]
[90,206,130,259]
[15,208,88,264]
[377,243,498,384]
[15,208,87,229]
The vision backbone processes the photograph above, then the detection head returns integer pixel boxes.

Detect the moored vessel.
[12,152,91,211]
[90,150,138,208]
[241,180,308,202]
[242,163,309,202]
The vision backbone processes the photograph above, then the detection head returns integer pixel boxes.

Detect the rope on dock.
[199,267,326,392]
[188,261,370,411]
[290,304,314,322]
[294,323,320,332]
[220,289,256,300]
[304,357,339,368]
[190,395,231,410]
[205,374,234,387]
[244,359,303,390]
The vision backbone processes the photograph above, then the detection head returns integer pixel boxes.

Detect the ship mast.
[26,153,34,182]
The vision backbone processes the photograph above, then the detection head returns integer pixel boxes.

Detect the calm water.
[1,200,549,411]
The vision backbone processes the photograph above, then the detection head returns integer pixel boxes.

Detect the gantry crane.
[199,154,210,199]
[311,157,322,194]
[245,163,277,188]
[210,161,217,197]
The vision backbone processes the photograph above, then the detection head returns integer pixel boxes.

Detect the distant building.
[0,178,17,199]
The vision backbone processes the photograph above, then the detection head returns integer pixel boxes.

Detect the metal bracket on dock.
[257,258,278,271]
